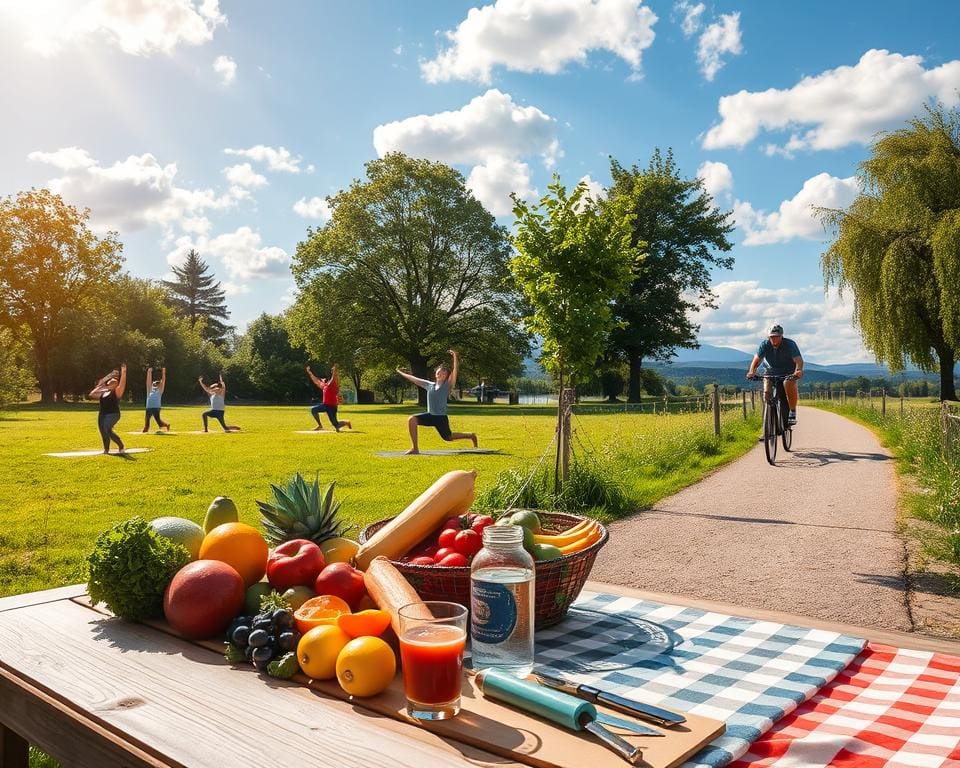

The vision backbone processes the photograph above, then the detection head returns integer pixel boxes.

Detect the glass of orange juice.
[398,601,468,720]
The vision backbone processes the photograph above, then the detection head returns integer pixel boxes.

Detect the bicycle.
[748,373,797,465]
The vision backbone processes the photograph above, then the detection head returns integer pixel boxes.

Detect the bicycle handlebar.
[747,373,798,381]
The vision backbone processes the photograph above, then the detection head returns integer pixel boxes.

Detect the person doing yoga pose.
[396,349,478,455]
[143,367,171,432]
[306,364,352,432]
[198,375,240,432]
[89,364,127,454]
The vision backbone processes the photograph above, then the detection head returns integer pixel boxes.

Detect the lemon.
[335,636,396,697]
[319,537,360,564]
[297,625,351,680]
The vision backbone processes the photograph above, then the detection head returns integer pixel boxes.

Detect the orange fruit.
[336,636,396,697]
[294,595,351,634]
[297,624,351,680]
[198,523,268,588]
[337,609,391,639]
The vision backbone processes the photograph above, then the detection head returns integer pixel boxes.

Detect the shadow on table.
[89,617,225,665]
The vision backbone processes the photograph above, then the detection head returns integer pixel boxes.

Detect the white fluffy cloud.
[373,89,560,169]
[577,174,605,202]
[223,145,304,174]
[167,227,289,282]
[733,173,860,245]
[697,12,742,81]
[223,163,267,189]
[703,49,960,152]
[29,146,237,233]
[696,160,732,199]
[674,0,704,37]
[466,157,534,216]
[14,0,225,57]
[213,54,236,84]
[420,0,657,84]
[293,196,332,222]
[693,281,868,363]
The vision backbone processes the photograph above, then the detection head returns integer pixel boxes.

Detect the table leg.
[0,723,29,768]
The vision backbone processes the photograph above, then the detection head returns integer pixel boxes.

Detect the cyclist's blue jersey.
[757,337,801,375]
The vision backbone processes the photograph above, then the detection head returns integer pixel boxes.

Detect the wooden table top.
[2,582,959,768]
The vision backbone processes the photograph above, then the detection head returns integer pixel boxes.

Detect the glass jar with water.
[469,524,535,677]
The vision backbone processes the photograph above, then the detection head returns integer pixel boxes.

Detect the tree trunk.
[35,340,54,403]
[627,352,643,403]
[410,355,431,408]
[937,345,957,401]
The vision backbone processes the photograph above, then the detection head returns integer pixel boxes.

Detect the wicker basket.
[358,511,607,629]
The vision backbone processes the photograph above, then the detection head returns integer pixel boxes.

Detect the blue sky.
[2,0,959,364]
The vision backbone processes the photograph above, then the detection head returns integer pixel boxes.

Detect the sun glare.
[3,0,84,56]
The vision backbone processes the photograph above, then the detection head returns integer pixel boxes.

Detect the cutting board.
[75,597,723,768]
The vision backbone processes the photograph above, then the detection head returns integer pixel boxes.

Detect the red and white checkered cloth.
[732,642,960,768]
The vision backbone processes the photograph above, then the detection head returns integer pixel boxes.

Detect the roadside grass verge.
[1,403,762,598]
[813,400,960,575]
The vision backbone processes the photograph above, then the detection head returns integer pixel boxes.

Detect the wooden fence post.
[560,388,575,483]
[712,384,721,436]
[742,389,747,420]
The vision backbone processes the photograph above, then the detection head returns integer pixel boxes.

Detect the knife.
[475,669,644,765]
[532,671,687,727]
[595,712,664,737]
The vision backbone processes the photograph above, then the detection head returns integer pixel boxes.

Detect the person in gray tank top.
[143,366,171,432]
[198,374,241,432]
[395,349,479,455]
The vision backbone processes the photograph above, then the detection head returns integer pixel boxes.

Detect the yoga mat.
[45,448,152,458]
[376,448,499,457]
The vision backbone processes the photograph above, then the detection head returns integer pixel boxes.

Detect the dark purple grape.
[230,625,251,646]
[277,631,298,652]
[252,646,273,664]
[248,629,269,648]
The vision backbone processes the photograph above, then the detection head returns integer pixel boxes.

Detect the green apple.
[532,543,563,562]
[509,509,542,534]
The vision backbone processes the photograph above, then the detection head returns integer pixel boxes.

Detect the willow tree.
[820,106,960,401]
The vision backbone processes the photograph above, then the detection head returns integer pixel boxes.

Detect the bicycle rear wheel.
[782,425,793,451]
[763,402,778,464]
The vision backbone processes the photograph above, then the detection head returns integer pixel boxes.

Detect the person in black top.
[89,363,127,454]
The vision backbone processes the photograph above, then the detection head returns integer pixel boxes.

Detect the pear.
[204,496,239,534]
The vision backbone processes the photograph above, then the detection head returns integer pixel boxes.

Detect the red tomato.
[438,528,459,549]
[438,552,469,567]
[470,515,495,535]
[422,544,439,558]
[409,556,437,566]
[453,529,482,557]
[442,517,462,531]
[434,547,457,561]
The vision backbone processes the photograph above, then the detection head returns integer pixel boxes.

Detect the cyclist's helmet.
[769,324,784,336]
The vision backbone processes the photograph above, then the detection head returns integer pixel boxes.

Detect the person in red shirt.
[306,364,352,432]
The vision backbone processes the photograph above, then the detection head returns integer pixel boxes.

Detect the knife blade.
[532,671,687,727]
[595,712,664,737]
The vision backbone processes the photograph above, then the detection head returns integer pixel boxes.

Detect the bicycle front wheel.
[763,402,778,464]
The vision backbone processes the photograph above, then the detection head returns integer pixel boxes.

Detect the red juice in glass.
[398,601,468,720]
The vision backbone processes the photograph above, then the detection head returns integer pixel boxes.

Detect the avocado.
[204,496,239,534]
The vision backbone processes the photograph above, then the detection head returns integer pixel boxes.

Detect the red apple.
[266,539,326,591]
[313,562,366,608]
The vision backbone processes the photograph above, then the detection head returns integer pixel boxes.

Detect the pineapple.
[257,473,353,547]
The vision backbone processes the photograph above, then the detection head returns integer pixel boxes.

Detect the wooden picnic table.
[2,581,960,768]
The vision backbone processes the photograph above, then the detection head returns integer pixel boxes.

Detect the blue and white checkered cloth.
[535,591,866,767]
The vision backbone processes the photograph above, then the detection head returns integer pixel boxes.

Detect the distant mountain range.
[657,343,934,385]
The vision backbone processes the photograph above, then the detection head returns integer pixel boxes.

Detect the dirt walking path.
[592,406,914,632]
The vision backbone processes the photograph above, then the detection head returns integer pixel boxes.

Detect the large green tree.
[0,189,123,402]
[511,177,638,388]
[820,106,960,401]
[605,150,735,402]
[162,249,232,345]
[227,313,312,402]
[292,153,528,405]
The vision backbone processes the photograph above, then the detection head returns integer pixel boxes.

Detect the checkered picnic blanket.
[535,591,866,767]
[731,642,960,768]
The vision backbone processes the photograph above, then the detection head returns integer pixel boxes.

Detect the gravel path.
[592,406,911,631]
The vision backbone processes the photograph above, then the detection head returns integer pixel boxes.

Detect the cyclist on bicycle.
[746,324,804,424]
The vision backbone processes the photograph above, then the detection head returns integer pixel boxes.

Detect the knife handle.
[476,669,596,730]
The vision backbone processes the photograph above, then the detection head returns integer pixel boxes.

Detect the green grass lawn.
[0,401,761,598]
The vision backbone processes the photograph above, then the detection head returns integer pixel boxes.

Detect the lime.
[510,510,542,534]
[533,543,563,561]
[244,582,274,615]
